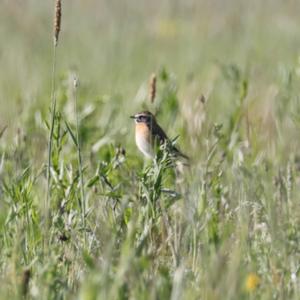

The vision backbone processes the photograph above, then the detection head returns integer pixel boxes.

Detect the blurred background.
[1,0,300,140]
[1,1,300,299]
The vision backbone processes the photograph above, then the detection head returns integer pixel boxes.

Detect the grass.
[0,0,300,299]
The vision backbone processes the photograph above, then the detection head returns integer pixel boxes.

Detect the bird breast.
[135,123,155,158]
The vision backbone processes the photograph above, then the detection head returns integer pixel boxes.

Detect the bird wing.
[150,123,189,160]
[151,123,168,144]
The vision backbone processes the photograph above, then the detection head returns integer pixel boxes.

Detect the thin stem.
[45,45,57,254]
[73,78,87,246]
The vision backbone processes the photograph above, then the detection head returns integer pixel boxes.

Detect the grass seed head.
[149,73,157,103]
[199,94,206,104]
[54,0,62,47]
[21,268,31,297]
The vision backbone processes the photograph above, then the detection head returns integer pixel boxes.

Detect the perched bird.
[130,111,188,160]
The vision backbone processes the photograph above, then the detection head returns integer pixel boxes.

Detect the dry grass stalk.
[182,94,206,149]
[54,0,62,47]
[149,73,156,103]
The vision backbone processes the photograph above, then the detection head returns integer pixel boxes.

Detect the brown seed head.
[54,0,62,47]
[199,94,206,104]
[21,268,31,296]
[149,73,156,103]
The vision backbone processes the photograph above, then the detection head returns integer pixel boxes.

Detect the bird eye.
[136,115,150,122]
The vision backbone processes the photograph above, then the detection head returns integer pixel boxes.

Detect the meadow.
[0,0,300,299]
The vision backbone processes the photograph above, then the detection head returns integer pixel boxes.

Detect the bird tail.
[173,146,189,161]
[170,136,189,161]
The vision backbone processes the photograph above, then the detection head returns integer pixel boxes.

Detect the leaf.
[86,175,99,187]
[0,125,7,139]
[124,207,132,225]
[64,120,78,147]
[82,250,95,270]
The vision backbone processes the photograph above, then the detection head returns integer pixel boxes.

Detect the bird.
[130,111,188,160]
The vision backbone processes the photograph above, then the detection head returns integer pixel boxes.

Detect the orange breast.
[136,122,151,143]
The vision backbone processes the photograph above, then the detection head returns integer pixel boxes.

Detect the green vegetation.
[0,1,300,299]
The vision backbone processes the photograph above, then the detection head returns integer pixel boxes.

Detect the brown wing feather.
[151,123,168,144]
[148,122,189,160]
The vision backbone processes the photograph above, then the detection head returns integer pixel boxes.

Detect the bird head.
[130,111,156,125]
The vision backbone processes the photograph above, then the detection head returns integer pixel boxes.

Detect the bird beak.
[130,115,135,119]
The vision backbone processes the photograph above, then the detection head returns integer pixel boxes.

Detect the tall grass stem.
[45,0,62,255]
[73,77,87,246]
[45,45,57,255]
